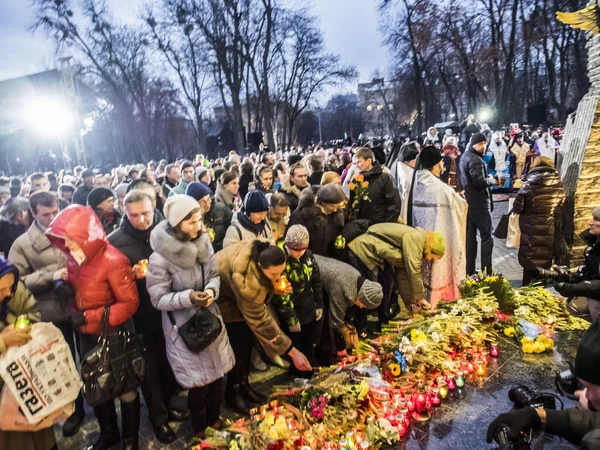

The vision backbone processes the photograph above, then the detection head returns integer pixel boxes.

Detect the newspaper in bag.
[0,322,82,424]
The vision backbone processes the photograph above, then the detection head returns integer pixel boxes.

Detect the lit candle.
[455,371,465,388]
[490,344,499,358]
[466,362,475,374]
[137,259,148,276]
[477,364,487,376]
[439,383,448,399]
[446,375,456,390]
[407,399,415,411]
[277,275,289,291]
[14,315,30,329]
[430,387,441,406]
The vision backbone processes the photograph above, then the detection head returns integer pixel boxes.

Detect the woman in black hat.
[87,187,122,235]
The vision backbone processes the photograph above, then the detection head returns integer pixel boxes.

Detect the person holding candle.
[146,195,234,438]
[273,225,324,377]
[46,205,141,450]
[108,191,182,444]
[222,190,274,248]
[217,239,312,414]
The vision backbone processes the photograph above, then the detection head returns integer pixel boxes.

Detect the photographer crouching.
[551,207,600,321]
[486,319,600,449]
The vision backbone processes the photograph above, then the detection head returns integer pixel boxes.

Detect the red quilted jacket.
[46,205,139,335]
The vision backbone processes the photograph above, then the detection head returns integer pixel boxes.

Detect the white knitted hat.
[163,195,200,227]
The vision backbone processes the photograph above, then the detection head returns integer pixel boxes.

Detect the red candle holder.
[490,344,499,358]
[411,384,431,422]
[430,387,441,406]
[446,375,456,390]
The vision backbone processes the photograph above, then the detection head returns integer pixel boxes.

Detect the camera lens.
[508,385,535,409]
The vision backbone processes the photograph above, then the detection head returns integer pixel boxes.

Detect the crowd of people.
[1,114,599,450]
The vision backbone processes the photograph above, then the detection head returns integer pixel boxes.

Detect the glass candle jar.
[455,371,466,388]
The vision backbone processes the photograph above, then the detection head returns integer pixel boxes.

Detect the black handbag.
[494,214,510,239]
[80,306,148,406]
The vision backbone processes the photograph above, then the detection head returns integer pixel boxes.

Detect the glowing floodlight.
[24,98,73,136]
[83,116,94,128]
[477,107,493,122]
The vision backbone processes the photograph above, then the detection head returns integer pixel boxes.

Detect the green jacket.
[273,240,324,327]
[348,223,426,304]
[168,180,190,197]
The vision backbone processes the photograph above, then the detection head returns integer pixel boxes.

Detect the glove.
[68,310,87,329]
[487,175,498,186]
[315,308,323,321]
[289,322,301,333]
[486,407,542,443]
[553,282,573,297]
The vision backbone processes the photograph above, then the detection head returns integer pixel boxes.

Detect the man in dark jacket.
[487,318,600,449]
[162,164,180,199]
[351,147,401,224]
[186,181,232,252]
[307,155,325,186]
[459,132,497,274]
[88,187,122,235]
[554,206,600,321]
[280,162,309,212]
[108,191,181,444]
[72,169,95,205]
[459,114,481,150]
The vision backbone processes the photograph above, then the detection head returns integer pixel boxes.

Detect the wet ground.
[55,196,586,449]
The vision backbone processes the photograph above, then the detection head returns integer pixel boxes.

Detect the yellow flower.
[411,329,427,343]
[348,182,356,190]
[389,363,401,377]
[355,174,364,182]
[521,337,533,345]
[522,343,535,353]
[504,327,515,337]
[357,380,369,401]
[487,276,499,283]
[532,341,547,353]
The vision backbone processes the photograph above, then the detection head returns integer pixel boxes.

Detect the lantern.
[276,275,289,291]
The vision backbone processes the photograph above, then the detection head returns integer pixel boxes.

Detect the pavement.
[55,196,527,450]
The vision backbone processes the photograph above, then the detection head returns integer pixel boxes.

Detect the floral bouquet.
[459,270,515,313]
[347,174,371,221]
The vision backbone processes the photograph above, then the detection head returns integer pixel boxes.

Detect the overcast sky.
[0,0,390,92]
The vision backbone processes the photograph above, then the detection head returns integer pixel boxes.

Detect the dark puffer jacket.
[108,210,163,332]
[349,161,401,224]
[203,200,233,252]
[288,187,344,256]
[458,147,493,210]
[46,205,139,335]
[512,166,565,270]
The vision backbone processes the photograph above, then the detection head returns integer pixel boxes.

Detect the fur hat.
[316,184,346,205]
[163,194,200,227]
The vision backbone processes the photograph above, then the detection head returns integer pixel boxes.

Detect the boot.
[120,395,141,450]
[241,378,267,404]
[63,394,85,437]
[225,384,251,415]
[87,402,120,450]
[250,346,268,372]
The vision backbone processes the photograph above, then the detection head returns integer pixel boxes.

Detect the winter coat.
[288,187,344,256]
[8,221,67,323]
[162,179,176,199]
[146,221,234,389]
[204,200,233,252]
[0,270,52,450]
[46,205,139,335]
[72,184,92,206]
[216,240,292,358]
[459,122,480,149]
[239,172,253,202]
[279,177,306,213]
[168,180,191,197]
[512,166,565,270]
[313,254,364,352]
[459,147,493,210]
[545,408,600,448]
[555,230,600,300]
[222,212,273,249]
[307,171,324,186]
[108,210,163,332]
[273,241,324,327]
[347,223,426,304]
[349,161,401,224]
[0,220,26,257]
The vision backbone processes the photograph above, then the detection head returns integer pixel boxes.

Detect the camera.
[493,425,531,450]
[535,266,580,285]
[508,385,557,410]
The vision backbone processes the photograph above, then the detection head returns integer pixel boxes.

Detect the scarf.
[237,211,266,237]
[216,181,238,209]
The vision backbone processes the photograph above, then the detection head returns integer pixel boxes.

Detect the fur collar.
[150,220,211,269]
[280,175,303,198]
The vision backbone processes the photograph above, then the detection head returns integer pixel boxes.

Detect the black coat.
[0,220,25,257]
[204,200,233,252]
[459,147,493,210]
[557,230,600,300]
[288,187,344,256]
[350,161,401,224]
[512,166,565,270]
[239,173,253,202]
[545,408,600,448]
[280,183,305,213]
[108,211,163,332]
[307,171,324,186]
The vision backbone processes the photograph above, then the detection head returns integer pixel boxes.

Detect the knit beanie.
[87,188,114,209]
[419,146,443,169]
[186,182,213,201]
[471,133,488,145]
[357,279,383,309]
[243,190,269,214]
[285,225,310,250]
[574,319,600,385]
[593,206,600,222]
[316,184,347,205]
[288,154,303,167]
[163,194,200,227]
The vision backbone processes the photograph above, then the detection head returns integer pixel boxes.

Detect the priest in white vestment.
[409,146,468,306]
[388,141,419,223]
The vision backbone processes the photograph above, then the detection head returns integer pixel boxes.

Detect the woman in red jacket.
[46,205,141,450]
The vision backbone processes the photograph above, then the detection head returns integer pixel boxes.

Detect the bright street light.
[23,97,73,136]
[478,107,493,122]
